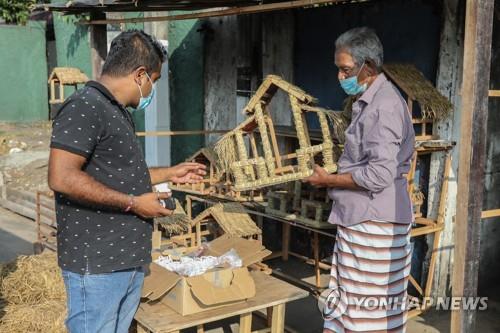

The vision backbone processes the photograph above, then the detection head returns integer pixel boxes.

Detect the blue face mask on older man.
[339,63,367,96]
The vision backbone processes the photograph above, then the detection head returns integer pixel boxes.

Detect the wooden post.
[89,12,107,80]
[313,232,320,287]
[50,80,56,103]
[451,1,494,332]
[59,81,65,103]
[282,223,290,261]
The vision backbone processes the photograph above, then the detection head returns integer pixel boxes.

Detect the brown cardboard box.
[142,236,271,316]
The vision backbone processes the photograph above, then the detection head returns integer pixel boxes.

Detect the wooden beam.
[488,90,500,97]
[135,129,229,137]
[89,12,107,79]
[451,1,494,332]
[79,0,344,25]
[481,209,500,219]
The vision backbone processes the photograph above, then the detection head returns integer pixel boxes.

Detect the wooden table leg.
[313,232,320,287]
[240,312,253,333]
[271,304,285,333]
[282,223,291,261]
[266,307,273,327]
[197,324,204,333]
[152,222,162,250]
[257,215,264,244]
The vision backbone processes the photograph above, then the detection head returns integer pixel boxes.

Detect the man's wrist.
[124,195,136,212]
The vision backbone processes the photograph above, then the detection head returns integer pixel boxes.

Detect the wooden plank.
[437,153,452,225]
[425,229,443,298]
[89,12,107,79]
[80,0,347,25]
[134,272,308,332]
[488,90,500,97]
[409,275,424,296]
[481,209,500,219]
[451,1,494,332]
[266,117,283,170]
[288,251,331,271]
[410,225,444,238]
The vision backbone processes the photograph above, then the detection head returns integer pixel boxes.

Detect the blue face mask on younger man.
[339,63,367,96]
[136,72,155,110]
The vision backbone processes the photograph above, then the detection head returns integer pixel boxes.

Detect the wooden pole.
[451,1,494,332]
[78,0,344,25]
[89,12,107,80]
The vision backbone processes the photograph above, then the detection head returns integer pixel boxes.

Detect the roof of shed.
[40,0,373,14]
[42,0,282,13]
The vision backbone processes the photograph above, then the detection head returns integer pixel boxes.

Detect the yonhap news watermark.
[318,288,488,319]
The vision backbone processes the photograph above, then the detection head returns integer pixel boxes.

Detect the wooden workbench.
[135,271,309,333]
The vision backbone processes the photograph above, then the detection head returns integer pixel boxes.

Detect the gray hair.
[335,27,384,70]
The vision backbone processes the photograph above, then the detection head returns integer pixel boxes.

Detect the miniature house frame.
[171,75,340,198]
[227,75,337,191]
[382,64,453,141]
[175,147,221,195]
[170,202,262,249]
[48,67,89,104]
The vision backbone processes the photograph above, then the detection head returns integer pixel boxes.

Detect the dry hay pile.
[0,301,66,333]
[0,251,67,333]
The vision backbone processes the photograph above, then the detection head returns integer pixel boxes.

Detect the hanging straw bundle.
[323,96,354,144]
[213,133,238,176]
[383,64,453,121]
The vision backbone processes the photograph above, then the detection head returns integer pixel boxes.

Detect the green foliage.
[0,0,48,25]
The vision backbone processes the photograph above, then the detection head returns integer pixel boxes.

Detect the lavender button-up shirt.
[328,73,415,227]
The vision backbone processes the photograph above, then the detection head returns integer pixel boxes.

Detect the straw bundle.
[383,64,453,120]
[213,133,238,176]
[156,199,191,235]
[324,96,354,144]
[0,251,65,305]
[210,202,261,237]
[0,300,66,333]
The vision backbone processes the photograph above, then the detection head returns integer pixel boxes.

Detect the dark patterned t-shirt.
[51,81,153,274]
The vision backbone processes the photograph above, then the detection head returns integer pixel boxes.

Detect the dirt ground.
[0,121,52,191]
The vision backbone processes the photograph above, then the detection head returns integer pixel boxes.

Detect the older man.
[306,27,415,332]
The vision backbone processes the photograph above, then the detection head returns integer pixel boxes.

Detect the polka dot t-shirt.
[50,81,153,274]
